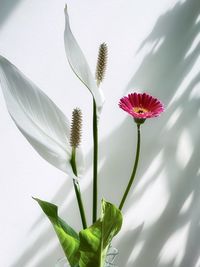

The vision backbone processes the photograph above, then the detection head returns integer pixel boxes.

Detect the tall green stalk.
[92,98,98,223]
[119,124,141,210]
[92,42,107,223]
[70,147,87,229]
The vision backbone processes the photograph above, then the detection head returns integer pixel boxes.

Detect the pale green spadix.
[0,56,84,179]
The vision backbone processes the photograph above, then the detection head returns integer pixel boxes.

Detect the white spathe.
[0,56,84,179]
[64,5,105,116]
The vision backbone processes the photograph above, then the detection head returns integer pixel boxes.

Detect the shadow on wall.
[118,0,200,266]
[12,0,200,266]
[0,0,22,28]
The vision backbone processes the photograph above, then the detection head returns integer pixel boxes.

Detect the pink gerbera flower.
[119,92,164,124]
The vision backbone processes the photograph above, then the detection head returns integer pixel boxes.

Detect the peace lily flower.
[119,92,164,124]
[0,56,84,180]
[64,5,108,223]
[64,5,105,116]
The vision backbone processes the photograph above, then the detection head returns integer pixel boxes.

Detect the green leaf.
[78,199,123,267]
[33,197,80,267]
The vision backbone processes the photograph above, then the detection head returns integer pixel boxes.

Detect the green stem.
[92,98,98,223]
[119,124,141,211]
[70,147,87,229]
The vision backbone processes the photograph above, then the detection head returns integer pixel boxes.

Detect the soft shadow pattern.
[0,0,22,28]
[127,0,200,102]
[11,0,200,266]
[99,0,200,266]
[117,224,144,267]
[121,0,200,266]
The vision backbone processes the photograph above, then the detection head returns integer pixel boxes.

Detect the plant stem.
[119,124,141,211]
[92,98,98,223]
[70,147,87,229]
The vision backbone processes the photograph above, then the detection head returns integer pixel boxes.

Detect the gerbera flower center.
[133,107,148,114]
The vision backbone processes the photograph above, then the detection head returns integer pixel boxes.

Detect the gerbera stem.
[119,124,141,210]
[92,98,98,223]
[70,147,87,229]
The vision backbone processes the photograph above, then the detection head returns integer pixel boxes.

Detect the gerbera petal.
[0,56,84,179]
[144,94,152,108]
[64,5,105,116]
[133,93,139,106]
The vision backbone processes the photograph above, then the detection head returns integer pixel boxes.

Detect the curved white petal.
[0,56,84,179]
[64,5,105,115]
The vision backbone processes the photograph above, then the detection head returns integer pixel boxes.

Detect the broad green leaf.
[0,56,84,179]
[33,198,80,267]
[78,200,123,267]
[64,5,105,116]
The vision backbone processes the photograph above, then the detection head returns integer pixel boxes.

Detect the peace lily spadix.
[0,56,84,180]
[64,5,105,117]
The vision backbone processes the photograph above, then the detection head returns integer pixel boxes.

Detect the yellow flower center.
[133,107,148,114]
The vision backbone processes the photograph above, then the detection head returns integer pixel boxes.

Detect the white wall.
[0,0,200,266]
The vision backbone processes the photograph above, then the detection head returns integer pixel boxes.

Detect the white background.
[0,0,200,266]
